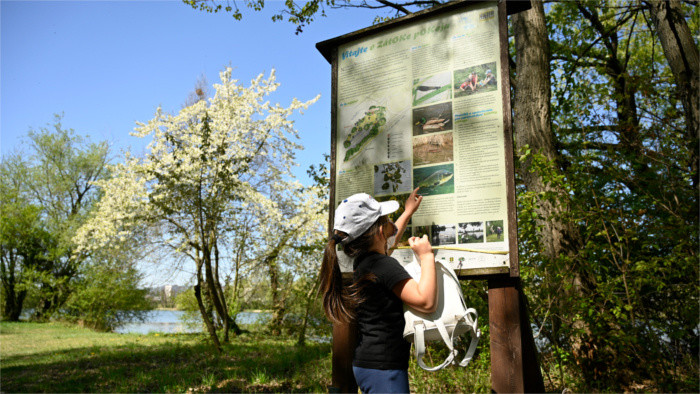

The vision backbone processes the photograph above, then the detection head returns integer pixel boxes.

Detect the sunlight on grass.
[0,321,173,366]
[251,369,270,385]
[201,372,216,387]
[1,321,332,393]
[1,321,505,392]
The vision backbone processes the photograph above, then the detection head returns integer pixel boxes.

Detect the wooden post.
[489,275,524,392]
[327,40,358,394]
[488,275,544,393]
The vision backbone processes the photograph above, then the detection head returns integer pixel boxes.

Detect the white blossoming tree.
[75,67,321,351]
[252,180,327,336]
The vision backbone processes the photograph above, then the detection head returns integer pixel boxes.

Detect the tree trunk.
[513,0,581,261]
[194,260,221,353]
[296,276,321,347]
[203,248,235,342]
[231,227,247,317]
[2,286,26,321]
[1,253,26,321]
[648,0,700,186]
[268,256,283,336]
[513,0,589,381]
[213,241,241,338]
[262,227,300,336]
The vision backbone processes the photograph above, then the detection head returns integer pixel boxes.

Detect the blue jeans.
[352,366,409,393]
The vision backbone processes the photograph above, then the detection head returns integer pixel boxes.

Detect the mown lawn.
[1,321,331,392]
[1,321,495,393]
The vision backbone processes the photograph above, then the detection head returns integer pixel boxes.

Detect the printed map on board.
[342,105,387,162]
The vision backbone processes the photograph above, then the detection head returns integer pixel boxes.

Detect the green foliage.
[2,115,150,333]
[506,1,700,391]
[279,276,331,343]
[0,191,53,320]
[1,114,111,321]
[182,0,336,33]
[518,144,698,391]
[174,287,209,332]
[182,0,445,33]
[63,253,151,331]
[375,161,407,193]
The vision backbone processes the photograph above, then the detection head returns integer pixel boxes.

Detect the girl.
[320,188,437,393]
[459,71,479,91]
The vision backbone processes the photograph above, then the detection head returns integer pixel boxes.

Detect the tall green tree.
[1,116,152,328]
[23,115,110,319]
[0,117,110,320]
[0,156,54,321]
[514,0,699,390]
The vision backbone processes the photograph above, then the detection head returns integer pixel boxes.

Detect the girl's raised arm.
[392,235,436,313]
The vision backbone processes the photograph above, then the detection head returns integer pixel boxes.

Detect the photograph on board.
[453,61,498,98]
[486,220,505,242]
[412,163,455,196]
[412,102,452,136]
[412,71,452,107]
[458,221,484,244]
[374,160,412,196]
[376,193,411,224]
[412,132,454,166]
[431,224,456,246]
[413,225,431,239]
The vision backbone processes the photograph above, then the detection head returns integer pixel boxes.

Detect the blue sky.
[1,0,386,285]
[1,0,381,183]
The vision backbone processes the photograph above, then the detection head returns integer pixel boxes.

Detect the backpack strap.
[413,320,458,372]
[411,261,481,371]
[456,308,481,367]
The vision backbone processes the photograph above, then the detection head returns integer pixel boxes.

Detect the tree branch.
[377,0,411,15]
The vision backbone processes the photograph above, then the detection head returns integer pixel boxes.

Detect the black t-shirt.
[352,251,412,370]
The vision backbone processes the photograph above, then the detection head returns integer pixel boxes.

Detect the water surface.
[114,310,270,334]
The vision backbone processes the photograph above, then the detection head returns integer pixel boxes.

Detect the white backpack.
[402,258,481,371]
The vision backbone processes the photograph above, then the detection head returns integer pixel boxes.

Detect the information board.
[323,1,516,277]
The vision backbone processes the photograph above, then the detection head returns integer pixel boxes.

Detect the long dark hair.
[319,215,389,324]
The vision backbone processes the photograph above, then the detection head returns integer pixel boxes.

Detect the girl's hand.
[404,187,423,216]
[409,234,433,259]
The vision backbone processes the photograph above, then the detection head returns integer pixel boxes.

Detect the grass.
[412,84,452,106]
[409,341,492,392]
[486,233,504,242]
[1,321,499,393]
[1,321,332,392]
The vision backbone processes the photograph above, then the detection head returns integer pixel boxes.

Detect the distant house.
[147,285,186,307]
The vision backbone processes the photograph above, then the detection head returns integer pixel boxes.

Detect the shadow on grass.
[2,333,331,393]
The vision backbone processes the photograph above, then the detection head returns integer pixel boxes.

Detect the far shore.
[151,308,272,313]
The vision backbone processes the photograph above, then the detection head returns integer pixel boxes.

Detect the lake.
[114,310,270,334]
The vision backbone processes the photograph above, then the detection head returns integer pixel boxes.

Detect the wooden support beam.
[488,275,544,392]
[489,275,524,392]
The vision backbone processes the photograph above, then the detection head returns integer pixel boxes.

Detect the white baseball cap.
[334,193,399,243]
